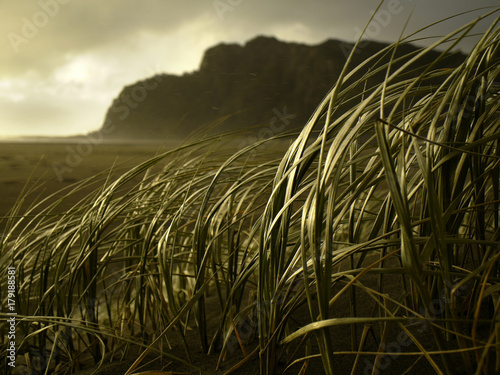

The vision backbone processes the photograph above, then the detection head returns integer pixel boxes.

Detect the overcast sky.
[0,0,498,138]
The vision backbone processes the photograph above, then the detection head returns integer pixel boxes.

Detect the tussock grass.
[2,8,500,375]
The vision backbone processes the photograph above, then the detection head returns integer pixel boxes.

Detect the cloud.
[2,0,497,79]
[0,0,215,78]
[0,90,96,137]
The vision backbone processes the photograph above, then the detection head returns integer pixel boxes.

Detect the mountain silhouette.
[98,36,464,140]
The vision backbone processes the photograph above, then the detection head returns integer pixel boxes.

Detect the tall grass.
[1,8,500,375]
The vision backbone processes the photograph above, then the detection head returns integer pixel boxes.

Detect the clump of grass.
[1,7,500,375]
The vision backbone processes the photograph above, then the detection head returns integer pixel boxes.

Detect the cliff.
[99,36,463,140]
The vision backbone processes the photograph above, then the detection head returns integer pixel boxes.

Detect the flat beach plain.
[0,141,173,218]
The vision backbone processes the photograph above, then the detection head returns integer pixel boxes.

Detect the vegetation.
[1,7,500,375]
